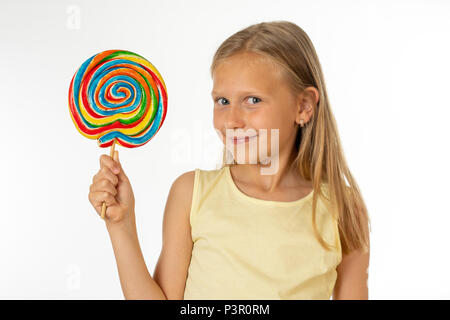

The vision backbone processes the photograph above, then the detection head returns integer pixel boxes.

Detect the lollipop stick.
[101,140,116,220]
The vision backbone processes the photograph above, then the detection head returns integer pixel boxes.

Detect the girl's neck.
[230,151,310,193]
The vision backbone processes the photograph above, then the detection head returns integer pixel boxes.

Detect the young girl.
[88,21,371,300]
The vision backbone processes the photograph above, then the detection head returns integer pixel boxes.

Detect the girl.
[88,21,371,300]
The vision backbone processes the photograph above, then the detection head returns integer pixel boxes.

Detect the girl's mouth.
[229,135,257,144]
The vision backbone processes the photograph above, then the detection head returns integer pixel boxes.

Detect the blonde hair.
[211,21,371,255]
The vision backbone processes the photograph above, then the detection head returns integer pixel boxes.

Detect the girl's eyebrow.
[211,90,265,97]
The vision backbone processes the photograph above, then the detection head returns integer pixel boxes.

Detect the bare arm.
[89,152,166,299]
[333,247,370,300]
[153,170,195,299]
[106,220,167,299]
[105,170,195,300]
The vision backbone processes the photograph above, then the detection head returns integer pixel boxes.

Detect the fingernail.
[113,167,119,174]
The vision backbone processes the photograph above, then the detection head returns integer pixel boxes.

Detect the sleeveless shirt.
[183,165,342,300]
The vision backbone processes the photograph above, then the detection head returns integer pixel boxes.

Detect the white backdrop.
[1,0,449,299]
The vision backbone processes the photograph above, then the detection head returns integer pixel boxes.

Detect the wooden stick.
[101,140,116,220]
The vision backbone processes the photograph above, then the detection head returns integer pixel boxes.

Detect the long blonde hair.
[211,21,371,255]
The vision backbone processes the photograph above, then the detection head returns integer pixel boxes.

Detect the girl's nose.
[225,105,245,129]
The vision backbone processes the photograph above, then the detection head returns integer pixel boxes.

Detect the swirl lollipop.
[68,49,168,219]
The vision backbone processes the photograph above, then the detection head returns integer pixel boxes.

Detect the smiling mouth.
[228,136,257,144]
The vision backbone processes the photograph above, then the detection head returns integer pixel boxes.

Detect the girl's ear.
[296,101,315,125]
[304,86,320,106]
[299,86,320,113]
[295,88,314,122]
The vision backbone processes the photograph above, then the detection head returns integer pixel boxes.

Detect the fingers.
[88,190,117,208]
[89,153,123,217]
[90,179,117,196]
[93,167,119,186]
[100,154,120,175]
[100,152,128,182]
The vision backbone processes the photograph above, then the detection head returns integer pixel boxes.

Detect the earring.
[299,119,304,127]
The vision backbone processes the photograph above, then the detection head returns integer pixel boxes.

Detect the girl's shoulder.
[171,170,196,206]
[174,167,227,215]
[168,170,196,220]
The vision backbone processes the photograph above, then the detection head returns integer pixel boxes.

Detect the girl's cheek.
[212,112,222,129]
[251,116,273,132]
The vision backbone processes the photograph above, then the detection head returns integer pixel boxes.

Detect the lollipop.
[69,49,167,219]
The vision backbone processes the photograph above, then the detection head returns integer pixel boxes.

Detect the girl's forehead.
[215,52,279,73]
[212,54,284,93]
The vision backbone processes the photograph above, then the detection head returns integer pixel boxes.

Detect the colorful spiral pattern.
[68,50,167,148]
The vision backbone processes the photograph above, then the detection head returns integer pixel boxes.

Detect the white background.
[1,0,449,299]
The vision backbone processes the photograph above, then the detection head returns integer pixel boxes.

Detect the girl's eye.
[246,96,261,104]
[215,97,229,105]
[214,96,261,106]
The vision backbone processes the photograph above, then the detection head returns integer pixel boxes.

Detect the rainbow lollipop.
[69,49,167,219]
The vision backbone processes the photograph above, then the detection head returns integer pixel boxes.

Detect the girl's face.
[212,51,301,165]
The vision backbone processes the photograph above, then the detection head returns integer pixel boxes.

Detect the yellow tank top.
[183,165,342,300]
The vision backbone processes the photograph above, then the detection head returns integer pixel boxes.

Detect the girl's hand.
[88,151,135,224]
